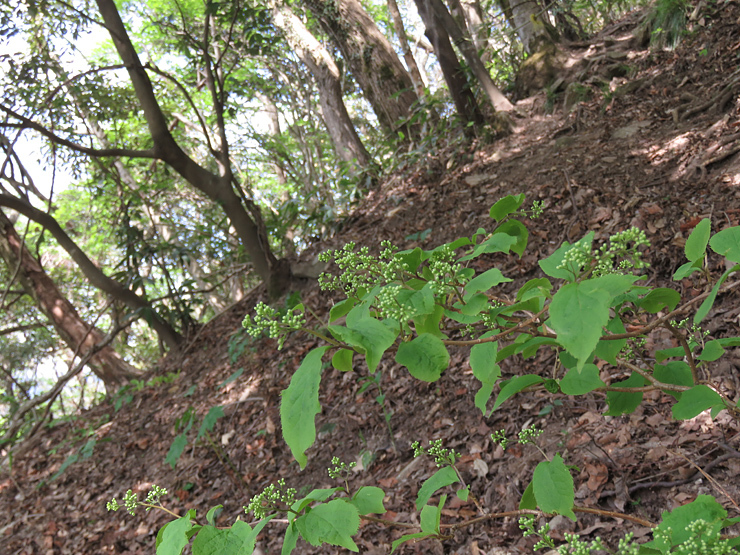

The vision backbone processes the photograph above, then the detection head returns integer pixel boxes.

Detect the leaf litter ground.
[4,4,740,553]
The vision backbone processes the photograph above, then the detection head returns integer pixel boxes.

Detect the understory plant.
[109,195,740,553]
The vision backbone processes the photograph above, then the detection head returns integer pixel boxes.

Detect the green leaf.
[396,247,423,273]
[539,233,594,280]
[330,317,398,373]
[197,406,224,440]
[495,219,528,256]
[413,304,444,337]
[519,480,536,510]
[350,486,386,515]
[673,259,703,280]
[655,346,686,363]
[295,500,359,551]
[219,368,244,389]
[594,317,626,365]
[156,512,194,555]
[457,486,469,501]
[329,298,356,322]
[643,495,727,552]
[416,466,458,511]
[205,505,223,526]
[560,364,605,395]
[672,385,724,420]
[489,194,525,222]
[420,495,446,534]
[463,268,511,299]
[638,288,681,313]
[492,374,544,411]
[281,522,299,555]
[532,455,575,520]
[685,218,711,261]
[604,373,645,416]
[710,226,740,262]
[516,278,552,301]
[653,361,693,390]
[549,282,609,370]
[395,333,449,382]
[694,266,738,324]
[396,284,436,318]
[470,339,500,415]
[166,433,188,469]
[331,349,354,372]
[280,346,329,469]
[455,292,489,316]
[697,340,725,361]
[391,532,433,553]
[460,233,518,261]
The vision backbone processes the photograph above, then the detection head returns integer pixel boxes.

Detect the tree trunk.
[497,0,553,54]
[413,0,485,128]
[426,0,515,113]
[0,209,140,390]
[270,3,373,169]
[94,0,292,297]
[0,195,183,350]
[302,0,421,140]
[387,0,428,98]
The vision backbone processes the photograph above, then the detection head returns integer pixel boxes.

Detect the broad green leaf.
[416,466,458,510]
[295,500,359,551]
[495,219,528,256]
[685,218,711,261]
[331,349,354,372]
[191,522,265,555]
[672,385,724,420]
[532,455,575,520]
[519,480,536,510]
[694,266,738,324]
[395,247,423,273]
[539,232,594,280]
[396,284,436,318]
[413,304,444,337]
[517,336,559,359]
[350,486,386,515]
[330,317,398,373]
[653,361,693,390]
[638,288,681,313]
[549,282,610,370]
[710,226,740,262]
[460,233,518,261]
[391,532,433,553]
[205,505,223,526]
[420,495,446,534]
[642,495,727,552]
[470,339,500,415]
[516,278,552,301]
[156,512,194,555]
[280,346,329,469]
[673,259,703,280]
[281,522,299,555]
[197,406,224,440]
[489,194,526,222]
[457,486,469,501]
[655,346,685,363]
[329,298,356,322]
[594,317,626,365]
[604,373,645,416]
[293,488,343,513]
[464,268,511,298]
[166,433,188,469]
[492,374,544,411]
[697,339,725,361]
[395,333,449,382]
[455,292,489,315]
[560,364,605,395]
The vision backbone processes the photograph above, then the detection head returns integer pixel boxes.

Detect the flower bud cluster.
[245,479,296,520]
[328,456,356,480]
[242,302,306,350]
[412,439,460,467]
[318,241,405,297]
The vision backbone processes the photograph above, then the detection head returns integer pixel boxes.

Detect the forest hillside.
[2,0,740,553]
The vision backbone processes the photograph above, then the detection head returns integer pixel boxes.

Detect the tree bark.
[0,209,140,390]
[497,0,553,54]
[94,0,291,297]
[387,0,428,98]
[413,0,485,127]
[302,0,421,139]
[270,3,373,169]
[426,0,515,113]
[0,195,183,350]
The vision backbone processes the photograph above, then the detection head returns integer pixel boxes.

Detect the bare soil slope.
[3,3,740,553]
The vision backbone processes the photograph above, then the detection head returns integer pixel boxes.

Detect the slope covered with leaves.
[3,2,740,553]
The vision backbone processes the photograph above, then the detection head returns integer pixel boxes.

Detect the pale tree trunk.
[270,3,372,169]
[498,0,552,54]
[387,0,428,98]
[94,0,291,297]
[413,0,485,127]
[451,0,490,62]
[302,0,421,140]
[426,0,515,113]
[0,209,140,390]
[0,195,183,350]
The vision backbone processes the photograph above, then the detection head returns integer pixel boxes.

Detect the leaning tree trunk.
[387,0,428,98]
[271,3,373,169]
[413,0,486,128]
[0,209,140,390]
[302,0,421,140]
